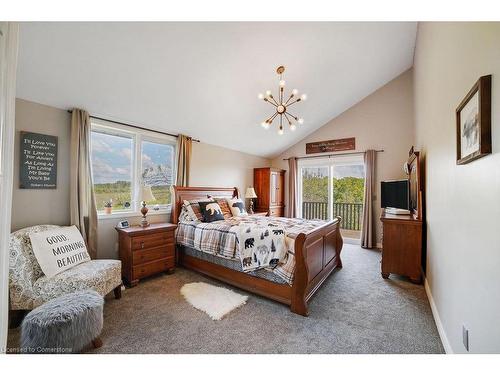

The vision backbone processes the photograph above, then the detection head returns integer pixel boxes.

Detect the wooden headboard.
[171,186,239,224]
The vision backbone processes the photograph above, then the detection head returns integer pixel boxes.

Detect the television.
[381,180,409,209]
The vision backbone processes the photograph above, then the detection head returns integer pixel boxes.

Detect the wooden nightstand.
[116,223,177,287]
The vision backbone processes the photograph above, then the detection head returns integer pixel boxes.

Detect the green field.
[94,181,171,211]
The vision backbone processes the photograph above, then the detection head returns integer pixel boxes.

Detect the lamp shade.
[245,187,257,199]
[142,185,156,202]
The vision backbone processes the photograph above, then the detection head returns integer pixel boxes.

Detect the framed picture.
[456,75,492,165]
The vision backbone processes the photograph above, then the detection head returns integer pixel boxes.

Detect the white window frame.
[90,119,177,218]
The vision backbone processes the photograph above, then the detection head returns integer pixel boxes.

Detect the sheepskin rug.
[180,282,248,320]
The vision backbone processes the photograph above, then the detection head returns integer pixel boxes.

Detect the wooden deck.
[341,229,360,239]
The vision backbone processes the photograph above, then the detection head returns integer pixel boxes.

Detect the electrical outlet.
[462,325,469,352]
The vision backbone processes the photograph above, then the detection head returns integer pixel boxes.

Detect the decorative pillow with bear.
[183,199,213,222]
[214,198,233,219]
[226,197,248,217]
[198,201,225,222]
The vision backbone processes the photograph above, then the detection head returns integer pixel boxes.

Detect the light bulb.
[261,121,269,129]
[300,94,307,101]
[278,128,284,135]
[279,80,286,87]
[265,90,272,96]
[292,89,298,95]
[298,118,304,124]
[258,93,264,100]
[290,124,297,131]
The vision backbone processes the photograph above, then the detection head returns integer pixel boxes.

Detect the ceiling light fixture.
[258,66,306,135]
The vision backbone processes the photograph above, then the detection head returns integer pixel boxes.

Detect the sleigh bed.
[172,186,343,316]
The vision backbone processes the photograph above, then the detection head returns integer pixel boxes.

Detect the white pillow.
[226,197,248,217]
[29,226,91,278]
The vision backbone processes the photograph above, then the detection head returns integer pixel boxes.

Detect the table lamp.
[245,187,258,214]
[141,185,156,227]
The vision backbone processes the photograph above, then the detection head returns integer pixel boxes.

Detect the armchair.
[9,225,122,311]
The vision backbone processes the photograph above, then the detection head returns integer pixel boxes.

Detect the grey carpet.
[8,244,444,353]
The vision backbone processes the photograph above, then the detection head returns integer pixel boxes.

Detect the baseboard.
[424,276,453,354]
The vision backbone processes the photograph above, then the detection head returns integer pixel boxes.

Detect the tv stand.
[380,148,424,284]
[380,210,423,283]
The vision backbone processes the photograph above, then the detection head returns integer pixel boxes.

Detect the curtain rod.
[283,149,384,161]
[67,110,200,143]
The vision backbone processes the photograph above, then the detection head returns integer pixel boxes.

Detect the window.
[298,154,365,239]
[90,121,176,215]
[141,140,175,209]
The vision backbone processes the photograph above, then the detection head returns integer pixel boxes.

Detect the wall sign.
[20,131,58,189]
[306,137,356,154]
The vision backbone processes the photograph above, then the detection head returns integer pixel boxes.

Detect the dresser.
[254,167,285,217]
[116,223,177,287]
[380,210,423,284]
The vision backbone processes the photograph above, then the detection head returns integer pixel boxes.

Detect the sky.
[90,131,173,184]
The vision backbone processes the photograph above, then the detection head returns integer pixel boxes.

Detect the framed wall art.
[456,75,491,165]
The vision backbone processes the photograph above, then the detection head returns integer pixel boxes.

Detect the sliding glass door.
[298,154,365,239]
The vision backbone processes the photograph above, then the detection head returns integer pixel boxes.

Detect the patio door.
[298,154,365,239]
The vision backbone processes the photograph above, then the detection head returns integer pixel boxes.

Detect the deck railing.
[302,201,363,231]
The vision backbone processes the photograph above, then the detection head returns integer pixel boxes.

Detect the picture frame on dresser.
[456,74,492,165]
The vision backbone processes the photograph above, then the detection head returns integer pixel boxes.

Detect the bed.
[172,186,343,316]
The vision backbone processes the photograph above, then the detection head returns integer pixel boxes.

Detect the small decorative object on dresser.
[140,185,156,227]
[116,223,177,287]
[254,167,285,217]
[244,187,258,214]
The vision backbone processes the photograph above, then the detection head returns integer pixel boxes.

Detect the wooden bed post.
[290,233,309,316]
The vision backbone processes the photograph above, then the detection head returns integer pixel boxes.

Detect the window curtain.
[70,109,98,259]
[175,134,192,187]
[287,157,298,218]
[361,149,376,249]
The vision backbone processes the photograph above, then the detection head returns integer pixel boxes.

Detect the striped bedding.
[175,214,326,285]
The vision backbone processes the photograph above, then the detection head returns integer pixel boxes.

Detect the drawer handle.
[140,241,145,249]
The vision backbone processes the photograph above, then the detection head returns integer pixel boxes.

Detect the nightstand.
[116,223,177,287]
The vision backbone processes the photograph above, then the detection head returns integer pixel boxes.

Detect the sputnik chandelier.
[258,65,307,135]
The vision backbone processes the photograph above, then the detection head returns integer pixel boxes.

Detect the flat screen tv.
[381,180,409,209]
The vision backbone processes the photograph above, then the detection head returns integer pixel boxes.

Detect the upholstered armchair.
[9,225,122,311]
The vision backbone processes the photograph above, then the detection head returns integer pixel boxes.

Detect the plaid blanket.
[176,215,327,284]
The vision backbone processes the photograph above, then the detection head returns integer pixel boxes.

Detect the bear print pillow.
[226,198,248,217]
[199,201,225,222]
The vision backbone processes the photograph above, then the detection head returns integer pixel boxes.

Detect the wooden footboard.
[291,216,343,316]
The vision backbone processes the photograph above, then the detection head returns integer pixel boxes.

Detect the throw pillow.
[183,199,213,221]
[29,225,91,278]
[214,198,233,219]
[199,201,225,222]
[226,197,248,217]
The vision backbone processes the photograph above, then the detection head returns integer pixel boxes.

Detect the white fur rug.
[180,282,248,320]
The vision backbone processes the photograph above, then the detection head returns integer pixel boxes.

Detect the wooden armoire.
[253,168,285,217]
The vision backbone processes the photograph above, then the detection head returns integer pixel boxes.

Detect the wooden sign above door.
[306,137,355,154]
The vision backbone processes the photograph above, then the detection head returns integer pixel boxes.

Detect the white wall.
[414,22,500,353]
[12,99,271,259]
[272,69,415,245]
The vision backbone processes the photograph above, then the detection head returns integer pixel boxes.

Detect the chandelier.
[258,65,306,135]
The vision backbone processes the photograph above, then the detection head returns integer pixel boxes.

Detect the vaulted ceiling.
[16,22,417,158]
